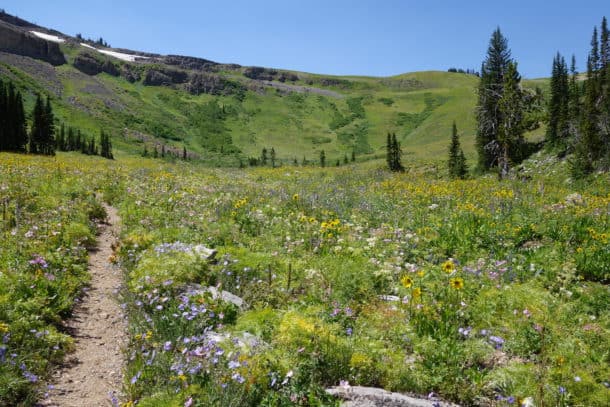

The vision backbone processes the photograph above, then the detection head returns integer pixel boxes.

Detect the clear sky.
[2,0,608,78]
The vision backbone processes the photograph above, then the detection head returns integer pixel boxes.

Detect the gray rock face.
[0,21,65,66]
[326,386,460,407]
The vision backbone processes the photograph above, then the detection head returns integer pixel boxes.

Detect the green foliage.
[447,122,468,179]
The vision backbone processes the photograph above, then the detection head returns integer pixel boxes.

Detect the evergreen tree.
[351,150,355,162]
[57,123,65,151]
[497,61,525,178]
[448,122,468,179]
[547,53,570,149]
[41,97,55,155]
[320,150,326,167]
[99,130,114,159]
[183,146,187,160]
[386,133,404,172]
[344,154,348,164]
[568,55,581,138]
[476,28,512,171]
[29,95,45,154]
[261,148,268,166]
[270,147,276,168]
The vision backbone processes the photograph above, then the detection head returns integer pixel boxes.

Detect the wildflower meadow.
[1,151,609,406]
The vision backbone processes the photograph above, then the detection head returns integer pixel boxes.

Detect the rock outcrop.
[73,52,120,77]
[0,20,65,66]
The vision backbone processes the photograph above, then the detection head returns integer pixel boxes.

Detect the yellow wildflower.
[412,287,422,299]
[400,275,413,288]
[0,322,9,333]
[442,260,456,274]
[449,277,464,290]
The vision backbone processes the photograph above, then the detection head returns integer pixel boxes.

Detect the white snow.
[97,49,147,62]
[79,42,149,62]
[29,31,65,43]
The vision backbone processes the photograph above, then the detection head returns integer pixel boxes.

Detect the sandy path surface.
[39,204,126,406]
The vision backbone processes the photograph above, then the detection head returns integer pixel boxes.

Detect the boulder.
[183,284,245,309]
[326,386,460,407]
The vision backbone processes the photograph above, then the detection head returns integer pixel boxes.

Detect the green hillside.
[0,40,489,164]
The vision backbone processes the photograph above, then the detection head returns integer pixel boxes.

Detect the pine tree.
[320,150,326,167]
[261,148,268,166]
[29,95,45,154]
[351,150,355,162]
[57,123,66,151]
[448,122,468,179]
[183,146,187,160]
[41,97,55,155]
[476,28,512,171]
[497,61,525,178]
[270,147,276,168]
[547,53,570,149]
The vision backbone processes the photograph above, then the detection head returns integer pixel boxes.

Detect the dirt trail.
[39,204,126,407]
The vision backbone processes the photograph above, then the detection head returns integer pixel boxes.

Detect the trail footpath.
[39,204,126,406]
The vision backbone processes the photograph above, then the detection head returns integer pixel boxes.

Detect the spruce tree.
[547,53,570,149]
[391,133,404,172]
[29,95,45,154]
[476,28,512,171]
[41,97,55,155]
[497,61,525,178]
[261,148,268,166]
[320,149,326,167]
[448,122,468,179]
[270,147,276,168]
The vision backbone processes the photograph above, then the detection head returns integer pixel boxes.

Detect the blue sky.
[3,1,608,78]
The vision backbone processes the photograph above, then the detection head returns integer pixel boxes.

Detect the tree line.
[0,77,113,159]
[547,17,610,178]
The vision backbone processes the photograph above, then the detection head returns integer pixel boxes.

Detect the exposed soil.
[38,204,126,407]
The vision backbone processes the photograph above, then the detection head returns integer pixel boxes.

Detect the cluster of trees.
[0,77,113,159]
[547,17,610,178]
[386,133,404,172]
[447,68,480,76]
[142,144,188,160]
[75,33,110,48]
[475,29,542,179]
[56,125,113,159]
[0,78,27,152]
[0,87,55,156]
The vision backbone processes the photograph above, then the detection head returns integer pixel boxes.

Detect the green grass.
[2,54,512,165]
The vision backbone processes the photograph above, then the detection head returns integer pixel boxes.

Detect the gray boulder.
[326,386,460,407]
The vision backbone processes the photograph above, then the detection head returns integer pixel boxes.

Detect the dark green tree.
[270,147,276,168]
[29,95,45,154]
[476,28,512,171]
[320,149,326,167]
[497,61,525,178]
[261,148,268,166]
[547,53,570,149]
[448,122,468,179]
[386,133,404,172]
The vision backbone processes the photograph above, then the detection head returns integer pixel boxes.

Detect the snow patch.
[29,31,65,43]
[79,42,149,62]
[97,49,147,62]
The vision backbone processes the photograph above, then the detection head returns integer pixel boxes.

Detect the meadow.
[0,151,608,406]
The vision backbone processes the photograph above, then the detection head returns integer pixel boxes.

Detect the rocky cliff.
[0,20,65,66]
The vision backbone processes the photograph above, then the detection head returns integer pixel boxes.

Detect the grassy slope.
[1,46,548,164]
